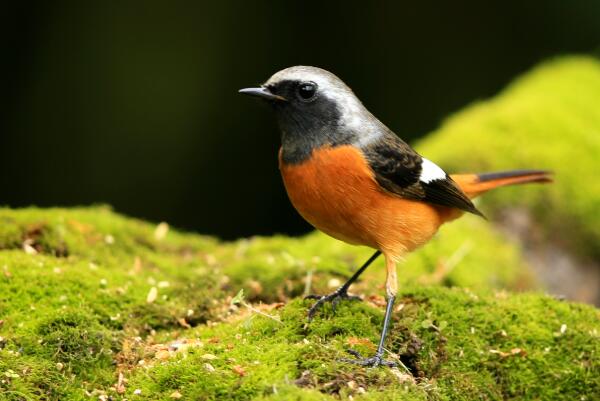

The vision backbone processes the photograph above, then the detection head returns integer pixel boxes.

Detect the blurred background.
[3,0,600,240]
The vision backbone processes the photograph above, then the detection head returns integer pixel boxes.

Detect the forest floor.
[0,207,597,400]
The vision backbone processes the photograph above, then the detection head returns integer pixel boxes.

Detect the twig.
[231,289,284,325]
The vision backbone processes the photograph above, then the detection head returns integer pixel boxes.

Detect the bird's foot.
[305,287,361,321]
[339,349,398,368]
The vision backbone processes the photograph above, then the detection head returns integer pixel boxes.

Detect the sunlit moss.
[124,292,599,400]
[0,206,595,400]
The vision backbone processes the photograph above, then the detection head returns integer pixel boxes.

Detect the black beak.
[239,87,287,102]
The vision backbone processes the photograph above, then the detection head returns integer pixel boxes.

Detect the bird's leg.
[305,250,381,321]
[341,255,399,367]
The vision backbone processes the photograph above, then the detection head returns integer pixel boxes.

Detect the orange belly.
[279,145,452,260]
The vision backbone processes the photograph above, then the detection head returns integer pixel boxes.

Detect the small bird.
[240,66,551,367]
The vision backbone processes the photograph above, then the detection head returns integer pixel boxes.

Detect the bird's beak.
[238,87,287,102]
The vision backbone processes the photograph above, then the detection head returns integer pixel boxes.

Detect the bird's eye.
[297,82,318,101]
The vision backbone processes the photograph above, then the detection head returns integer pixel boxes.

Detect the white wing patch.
[420,158,447,183]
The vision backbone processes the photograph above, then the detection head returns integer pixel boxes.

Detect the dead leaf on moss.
[205,254,217,266]
[177,318,191,329]
[116,372,126,394]
[390,367,416,384]
[232,365,246,376]
[155,350,170,360]
[146,287,158,303]
[23,239,38,255]
[154,222,169,240]
[67,219,94,234]
[204,363,215,372]
[127,338,207,366]
[248,279,263,294]
[555,323,568,336]
[510,348,526,356]
[346,337,376,350]
[489,348,527,358]
[366,294,386,307]
[201,353,217,360]
[168,339,204,355]
[131,256,142,274]
[169,391,182,399]
[328,278,341,288]
[256,302,285,312]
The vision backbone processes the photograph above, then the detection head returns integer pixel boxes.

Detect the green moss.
[0,206,595,400]
[35,311,114,372]
[223,216,535,304]
[0,207,222,399]
[417,56,600,259]
[124,292,598,401]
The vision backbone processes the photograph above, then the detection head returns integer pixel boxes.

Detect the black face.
[267,80,341,133]
[265,79,359,165]
[266,80,319,104]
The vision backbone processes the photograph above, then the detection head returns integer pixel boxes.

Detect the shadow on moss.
[35,311,115,374]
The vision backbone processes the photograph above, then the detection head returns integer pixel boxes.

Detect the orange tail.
[451,170,553,199]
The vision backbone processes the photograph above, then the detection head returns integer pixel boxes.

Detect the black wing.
[362,135,484,217]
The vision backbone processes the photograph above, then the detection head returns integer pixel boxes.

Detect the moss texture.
[417,56,600,260]
[0,206,597,400]
[125,291,599,401]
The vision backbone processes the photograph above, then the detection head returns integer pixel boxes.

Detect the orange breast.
[279,145,449,260]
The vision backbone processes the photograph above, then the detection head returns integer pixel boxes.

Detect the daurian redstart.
[240,66,551,367]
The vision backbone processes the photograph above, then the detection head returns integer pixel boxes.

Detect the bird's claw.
[339,349,398,368]
[305,288,361,321]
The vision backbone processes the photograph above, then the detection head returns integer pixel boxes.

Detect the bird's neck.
[279,128,355,165]
[279,124,388,165]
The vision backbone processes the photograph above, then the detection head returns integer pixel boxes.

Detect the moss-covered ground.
[0,206,597,400]
[2,56,600,400]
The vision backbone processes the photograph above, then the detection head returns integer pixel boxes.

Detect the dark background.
[3,1,600,239]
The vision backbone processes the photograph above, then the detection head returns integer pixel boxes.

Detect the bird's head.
[240,66,383,163]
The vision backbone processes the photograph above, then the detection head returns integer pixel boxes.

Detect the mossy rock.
[124,291,599,401]
[417,56,600,260]
[0,206,596,400]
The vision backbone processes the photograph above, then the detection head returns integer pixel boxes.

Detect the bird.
[239,66,551,367]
